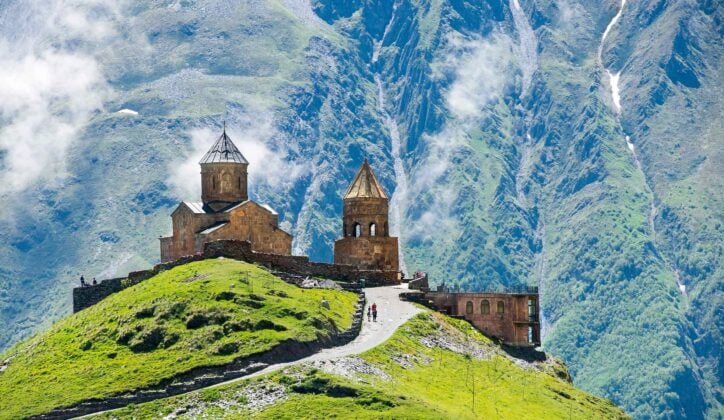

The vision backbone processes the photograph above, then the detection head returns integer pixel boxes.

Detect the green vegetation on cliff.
[95,312,626,419]
[0,259,357,419]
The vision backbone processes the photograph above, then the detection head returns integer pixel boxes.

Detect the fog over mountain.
[0,0,720,418]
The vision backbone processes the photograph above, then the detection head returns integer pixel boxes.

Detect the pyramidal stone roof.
[199,126,248,164]
[344,159,388,200]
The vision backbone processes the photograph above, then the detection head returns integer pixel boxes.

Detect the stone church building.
[334,159,399,273]
[159,128,292,262]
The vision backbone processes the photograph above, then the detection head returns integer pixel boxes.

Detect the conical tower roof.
[199,125,248,164]
[344,159,387,199]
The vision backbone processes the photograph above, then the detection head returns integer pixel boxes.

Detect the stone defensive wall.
[73,240,398,313]
[203,240,398,286]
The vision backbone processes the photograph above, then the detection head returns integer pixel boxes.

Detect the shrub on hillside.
[213,342,239,355]
[291,375,359,398]
[185,309,230,329]
[156,302,187,320]
[134,305,156,319]
[223,319,253,334]
[214,291,237,301]
[276,308,308,320]
[254,319,287,331]
[128,327,167,352]
[234,298,265,309]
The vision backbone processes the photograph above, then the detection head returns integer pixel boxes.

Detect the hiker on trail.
[92,277,97,285]
[367,306,372,322]
[80,275,85,287]
[371,302,378,322]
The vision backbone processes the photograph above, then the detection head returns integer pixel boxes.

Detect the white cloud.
[555,0,586,33]
[0,47,109,194]
[167,113,307,201]
[0,0,123,195]
[435,33,515,120]
[406,33,513,240]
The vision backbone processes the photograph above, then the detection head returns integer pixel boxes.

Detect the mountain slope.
[91,311,627,419]
[0,0,720,417]
[0,259,357,419]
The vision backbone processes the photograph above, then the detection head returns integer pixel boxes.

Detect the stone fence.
[72,278,125,313]
[73,240,397,312]
[203,240,398,286]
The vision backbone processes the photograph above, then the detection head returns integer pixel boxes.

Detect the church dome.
[199,126,248,165]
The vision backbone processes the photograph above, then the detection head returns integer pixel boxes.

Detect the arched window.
[497,301,505,314]
[481,300,490,314]
[212,176,216,190]
[384,222,389,236]
[353,223,361,238]
[370,223,377,236]
[238,177,241,189]
[465,301,473,314]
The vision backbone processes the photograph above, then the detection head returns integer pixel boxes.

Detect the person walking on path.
[367,306,372,322]
[92,277,97,285]
[371,302,378,322]
[80,275,85,287]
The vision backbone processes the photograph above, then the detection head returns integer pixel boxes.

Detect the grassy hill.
[0,259,358,419]
[92,311,627,419]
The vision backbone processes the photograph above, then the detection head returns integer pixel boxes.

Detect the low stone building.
[426,288,540,346]
[334,159,399,283]
[160,127,292,262]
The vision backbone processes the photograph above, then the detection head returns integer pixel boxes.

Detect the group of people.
[367,302,378,322]
[79,275,97,287]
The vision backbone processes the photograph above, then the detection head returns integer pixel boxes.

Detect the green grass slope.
[96,311,627,419]
[0,259,357,419]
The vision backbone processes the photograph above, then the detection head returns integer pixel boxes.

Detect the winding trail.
[225,284,421,382]
[77,285,420,418]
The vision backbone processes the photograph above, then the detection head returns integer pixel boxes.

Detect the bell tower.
[334,159,399,273]
[200,125,249,211]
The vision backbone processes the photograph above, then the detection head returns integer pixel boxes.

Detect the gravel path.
[77,285,419,419]
[214,283,421,384]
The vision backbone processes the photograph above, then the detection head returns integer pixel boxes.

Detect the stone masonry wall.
[333,236,399,271]
[72,278,125,313]
[204,202,292,256]
[426,292,540,346]
[73,240,397,313]
[72,255,205,313]
[203,240,398,285]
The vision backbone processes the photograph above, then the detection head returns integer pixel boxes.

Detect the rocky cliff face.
[0,0,720,417]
